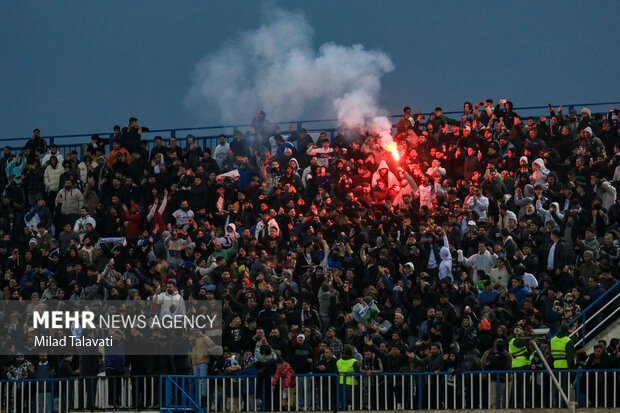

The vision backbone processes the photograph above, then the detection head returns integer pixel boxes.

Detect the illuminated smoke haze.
[185,8,395,145]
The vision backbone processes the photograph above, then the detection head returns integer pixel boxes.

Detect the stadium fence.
[0,369,618,412]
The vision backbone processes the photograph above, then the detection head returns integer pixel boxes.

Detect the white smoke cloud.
[185,8,395,145]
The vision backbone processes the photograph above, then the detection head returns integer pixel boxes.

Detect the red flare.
[387,142,399,161]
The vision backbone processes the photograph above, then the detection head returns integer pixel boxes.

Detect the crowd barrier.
[0,375,158,412]
[161,369,619,412]
[0,369,617,412]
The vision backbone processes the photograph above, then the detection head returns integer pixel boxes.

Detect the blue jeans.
[193,363,208,398]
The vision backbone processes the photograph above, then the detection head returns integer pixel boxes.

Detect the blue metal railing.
[0,374,159,411]
[162,374,204,412]
[160,369,620,411]
[0,369,617,411]
[4,100,619,156]
[558,278,620,347]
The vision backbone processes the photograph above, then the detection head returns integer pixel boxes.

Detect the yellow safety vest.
[337,358,358,385]
[509,337,530,368]
[550,336,571,369]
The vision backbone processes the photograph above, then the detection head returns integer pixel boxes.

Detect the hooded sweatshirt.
[371,160,399,189]
[288,158,301,175]
[438,236,453,281]
[216,222,240,247]
[531,158,550,187]
[537,201,564,227]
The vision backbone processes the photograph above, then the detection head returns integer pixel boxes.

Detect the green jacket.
[208,240,238,263]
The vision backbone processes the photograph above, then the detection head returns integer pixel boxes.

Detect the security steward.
[509,326,530,369]
[509,325,529,407]
[550,324,575,369]
[337,344,361,410]
[550,324,574,407]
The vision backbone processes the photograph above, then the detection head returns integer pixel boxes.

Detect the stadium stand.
[0,100,619,411]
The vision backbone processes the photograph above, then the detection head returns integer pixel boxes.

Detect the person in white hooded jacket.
[371,160,399,189]
[531,158,550,187]
[537,201,565,227]
[437,230,453,281]
[216,222,240,248]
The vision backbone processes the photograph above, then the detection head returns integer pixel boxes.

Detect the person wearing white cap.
[403,262,415,276]
[289,332,313,410]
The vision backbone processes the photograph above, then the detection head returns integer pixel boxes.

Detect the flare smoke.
[186,8,396,146]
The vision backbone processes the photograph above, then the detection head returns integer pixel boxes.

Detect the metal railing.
[4,100,619,159]
[0,369,617,412]
[0,375,159,412]
[160,369,620,412]
[564,279,620,347]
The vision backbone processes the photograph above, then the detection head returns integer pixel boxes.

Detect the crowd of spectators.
[1,102,620,408]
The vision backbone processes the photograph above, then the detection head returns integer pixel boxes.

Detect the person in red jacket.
[147,189,168,233]
[123,203,142,241]
[272,357,295,409]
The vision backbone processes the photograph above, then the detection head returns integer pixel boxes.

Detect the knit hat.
[343,344,354,356]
